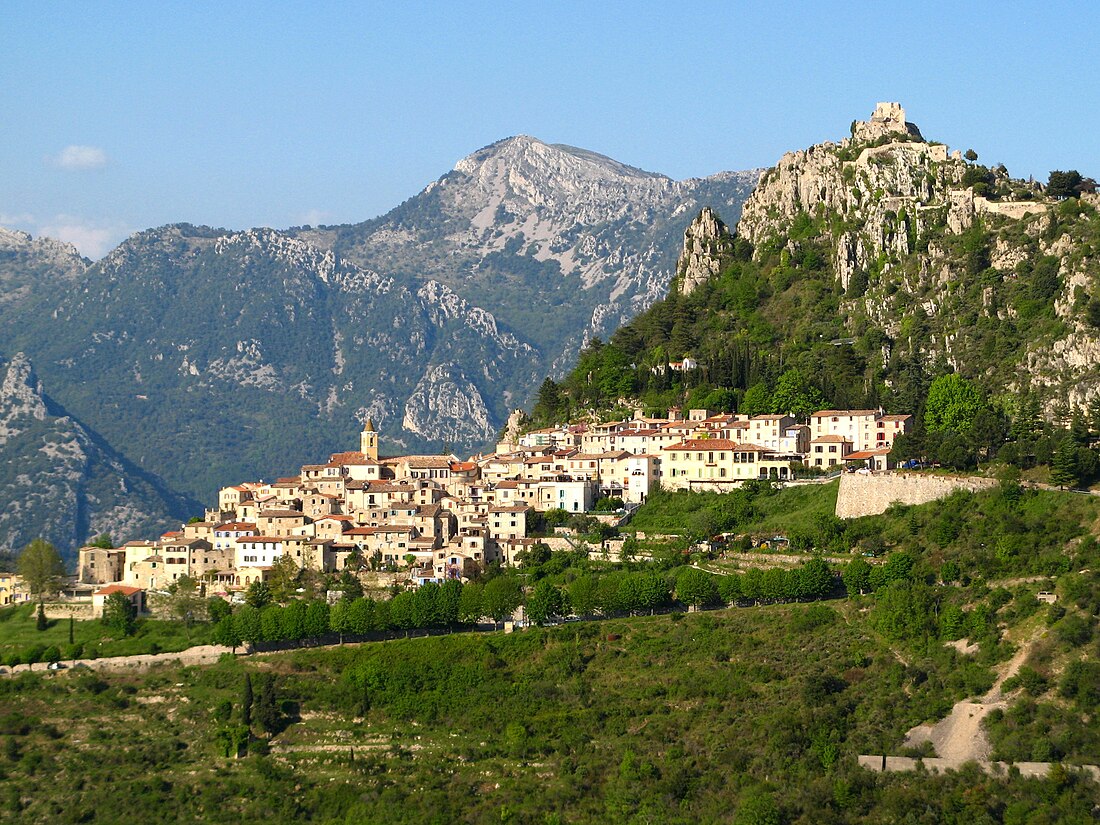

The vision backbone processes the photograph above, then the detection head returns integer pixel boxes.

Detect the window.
[828,446,837,453]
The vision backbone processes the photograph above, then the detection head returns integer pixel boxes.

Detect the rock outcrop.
[676,207,732,295]
[737,103,965,290]
[729,102,1100,418]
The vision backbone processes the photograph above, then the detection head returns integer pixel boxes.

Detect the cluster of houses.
[74,407,910,603]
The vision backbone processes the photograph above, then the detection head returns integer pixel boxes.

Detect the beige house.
[0,573,30,606]
[809,435,853,468]
[92,584,145,618]
[810,410,912,452]
[661,439,793,489]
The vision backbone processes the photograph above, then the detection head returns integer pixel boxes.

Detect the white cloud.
[52,145,108,170]
[37,216,131,259]
[295,208,332,227]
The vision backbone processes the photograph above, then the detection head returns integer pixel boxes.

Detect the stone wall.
[836,473,998,519]
[43,601,95,621]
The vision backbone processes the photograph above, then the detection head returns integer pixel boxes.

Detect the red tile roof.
[94,584,142,596]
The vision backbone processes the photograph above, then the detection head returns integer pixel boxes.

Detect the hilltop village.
[73,408,910,605]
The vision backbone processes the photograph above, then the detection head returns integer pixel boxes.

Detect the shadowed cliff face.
[0,354,193,557]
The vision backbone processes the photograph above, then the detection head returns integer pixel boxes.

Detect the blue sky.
[2,1,1097,257]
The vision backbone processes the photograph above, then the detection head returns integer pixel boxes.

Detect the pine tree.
[1051,437,1080,489]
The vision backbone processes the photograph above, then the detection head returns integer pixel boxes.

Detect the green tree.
[925,374,986,434]
[304,600,329,638]
[254,674,280,734]
[798,557,833,600]
[17,538,66,603]
[86,533,114,549]
[772,368,826,418]
[241,673,253,729]
[842,558,872,597]
[207,596,232,623]
[102,591,136,636]
[336,571,364,601]
[526,580,565,626]
[740,382,772,417]
[1051,436,1080,489]
[267,555,301,603]
[245,580,272,609]
[676,568,719,607]
[734,787,780,825]
[458,583,483,624]
[1047,169,1083,199]
[567,576,598,617]
[213,615,242,650]
[482,576,523,625]
[164,575,202,624]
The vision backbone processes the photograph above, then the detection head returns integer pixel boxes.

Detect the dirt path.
[2,644,240,677]
[903,625,1044,766]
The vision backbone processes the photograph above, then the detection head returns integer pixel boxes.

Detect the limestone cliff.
[676,207,733,296]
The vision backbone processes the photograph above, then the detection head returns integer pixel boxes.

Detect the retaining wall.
[836,473,998,519]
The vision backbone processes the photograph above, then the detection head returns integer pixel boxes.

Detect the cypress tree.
[36,602,47,631]
[241,673,253,728]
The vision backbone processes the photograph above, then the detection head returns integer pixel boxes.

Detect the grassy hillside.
[2,603,1098,824]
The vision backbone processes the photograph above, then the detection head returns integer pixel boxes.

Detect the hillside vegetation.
[3,483,1100,821]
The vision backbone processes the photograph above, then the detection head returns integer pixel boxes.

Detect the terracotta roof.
[449,461,477,472]
[880,414,912,422]
[847,449,893,458]
[663,439,769,451]
[258,509,308,519]
[235,536,283,544]
[811,409,879,417]
[161,530,182,538]
[490,506,530,513]
[329,451,377,466]
[811,435,852,443]
[215,522,257,532]
[94,585,143,596]
[391,455,455,469]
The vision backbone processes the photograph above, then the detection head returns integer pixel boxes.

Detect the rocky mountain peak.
[676,207,731,295]
[736,102,969,288]
[852,101,923,142]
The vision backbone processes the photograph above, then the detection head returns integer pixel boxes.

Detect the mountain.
[537,103,1100,448]
[0,137,758,529]
[297,135,760,372]
[1,224,535,507]
[0,353,191,558]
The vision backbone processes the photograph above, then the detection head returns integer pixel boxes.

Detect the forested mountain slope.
[0,139,758,549]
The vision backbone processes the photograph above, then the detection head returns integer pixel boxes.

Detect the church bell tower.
[360,417,378,461]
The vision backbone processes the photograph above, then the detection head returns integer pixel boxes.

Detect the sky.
[2,1,1098,258]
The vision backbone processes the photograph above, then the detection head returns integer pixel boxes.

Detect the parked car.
[46,661,67,671]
